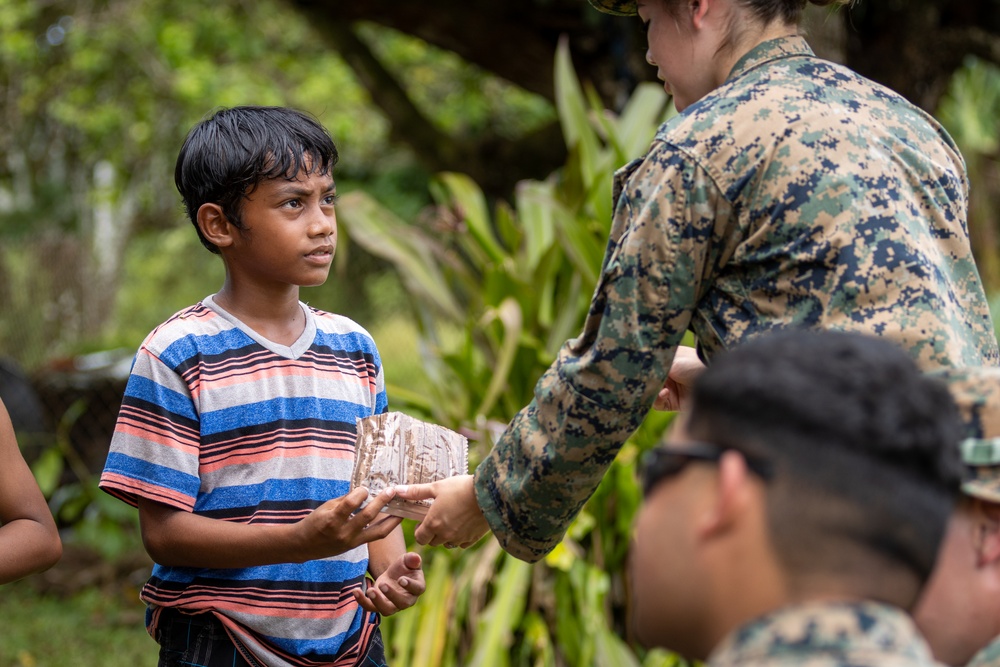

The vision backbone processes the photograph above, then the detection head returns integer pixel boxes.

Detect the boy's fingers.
[358,515,402,543]
[402,552,422,570]
[398,575,425,595]
[350,488,396,525]
[352,588,379,614]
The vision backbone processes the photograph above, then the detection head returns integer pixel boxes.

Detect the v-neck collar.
[203,294,316,360]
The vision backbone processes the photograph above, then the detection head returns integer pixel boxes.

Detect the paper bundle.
[351,412,469,519]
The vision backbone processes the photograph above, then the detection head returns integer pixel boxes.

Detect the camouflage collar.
[726,35,815,84]
[708,601,934,666]
[967,633,1000,667]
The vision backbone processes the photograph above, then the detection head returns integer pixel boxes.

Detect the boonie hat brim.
[587,0,638,16]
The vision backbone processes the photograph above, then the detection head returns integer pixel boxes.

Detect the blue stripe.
[314,330,379,357]
[201,398,373,436]
[150,558,368,583]
[104,452,200,500]
[160,328,253,368]
[195,478,351,511]
[126,375,198,421]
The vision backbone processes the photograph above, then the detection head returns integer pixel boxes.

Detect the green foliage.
[935,55,1000,295]
[0,581,155,667]
[0,0,554,370]
[341,40,683,666]
[937,56,1000,155]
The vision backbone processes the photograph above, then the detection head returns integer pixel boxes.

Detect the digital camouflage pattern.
[933,366,1000,503]
[707,601,941,667]
[474,35,1000,562]
[968,635,1000,667]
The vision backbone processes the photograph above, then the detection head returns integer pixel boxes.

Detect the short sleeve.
[99,346,202,510]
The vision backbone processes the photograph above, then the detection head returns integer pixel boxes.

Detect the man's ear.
[973,499,1000,567]
[197,203,235,250]
[697,450,755,539]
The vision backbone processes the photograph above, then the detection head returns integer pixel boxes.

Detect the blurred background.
[1,1,999,665]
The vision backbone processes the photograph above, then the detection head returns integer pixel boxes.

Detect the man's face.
[914,500,996,666]
[629,421,712,655]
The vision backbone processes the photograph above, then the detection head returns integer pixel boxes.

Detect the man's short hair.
[174,106,339,253]
[685,329,963,595]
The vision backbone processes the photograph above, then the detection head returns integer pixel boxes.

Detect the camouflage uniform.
[707,601,941,667]
[475,34,1000,562]
[968,637,1000,667]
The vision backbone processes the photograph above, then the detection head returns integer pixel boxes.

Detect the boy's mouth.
[307,245,334,257]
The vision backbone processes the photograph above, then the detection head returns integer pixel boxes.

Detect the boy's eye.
[324,194,340,206]
[283,199,302,208]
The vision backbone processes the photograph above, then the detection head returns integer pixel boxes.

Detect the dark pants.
[154,607,387,667]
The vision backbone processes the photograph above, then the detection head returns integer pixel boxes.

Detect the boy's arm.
[355,525,424,615]
[137,487,401,568]
[0,399,62,584]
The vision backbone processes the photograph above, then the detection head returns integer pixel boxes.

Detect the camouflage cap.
[933,366,1000,503]
[586,0,638,16]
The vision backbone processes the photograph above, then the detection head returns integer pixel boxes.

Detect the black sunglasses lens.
[640,450,688,496]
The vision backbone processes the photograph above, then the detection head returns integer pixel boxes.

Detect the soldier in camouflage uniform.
[631,330,961,666]
[915,367,1000,667]
[396,0,999,561]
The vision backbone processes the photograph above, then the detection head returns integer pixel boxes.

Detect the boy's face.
[224,168,337,290]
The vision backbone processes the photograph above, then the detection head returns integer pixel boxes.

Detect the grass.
[0,579,157,667]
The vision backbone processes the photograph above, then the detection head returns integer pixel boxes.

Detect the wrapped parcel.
[351,412,469,519]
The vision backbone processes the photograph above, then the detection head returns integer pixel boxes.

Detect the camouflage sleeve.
[473,142,736,561]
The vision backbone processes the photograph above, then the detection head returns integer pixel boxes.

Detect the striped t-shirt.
[99,295,387,667]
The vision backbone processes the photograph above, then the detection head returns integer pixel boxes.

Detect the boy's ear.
[197,203,235,250]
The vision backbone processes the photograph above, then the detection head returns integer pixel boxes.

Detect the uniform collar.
[967,633,1000,667]
[707,600,935,666]
[726,34,816,84]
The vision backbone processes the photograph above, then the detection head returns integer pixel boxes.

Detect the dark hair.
[657,0,851,28]
[685,329,962,603]
[738,0,852,25]
[174,106,339,254]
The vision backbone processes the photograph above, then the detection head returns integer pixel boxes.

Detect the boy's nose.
[309,205,336,236]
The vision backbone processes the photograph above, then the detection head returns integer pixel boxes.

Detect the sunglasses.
[640,441,774,497]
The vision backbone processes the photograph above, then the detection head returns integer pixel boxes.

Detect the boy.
[100,106,422,667]
[631,330,962,666]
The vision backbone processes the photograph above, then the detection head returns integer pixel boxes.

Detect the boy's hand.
[353,552,424,616]
[297,487,402,561]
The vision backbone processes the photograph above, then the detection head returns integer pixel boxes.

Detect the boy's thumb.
[403,552,422,570]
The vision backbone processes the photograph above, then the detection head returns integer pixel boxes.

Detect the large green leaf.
[337,191,464,322]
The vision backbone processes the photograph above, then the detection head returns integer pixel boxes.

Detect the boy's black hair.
[685,329,963,604]
[174,106,339,254]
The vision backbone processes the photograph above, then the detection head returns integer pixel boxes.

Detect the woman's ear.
[197,203,235,250]
[691,0,712,29]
